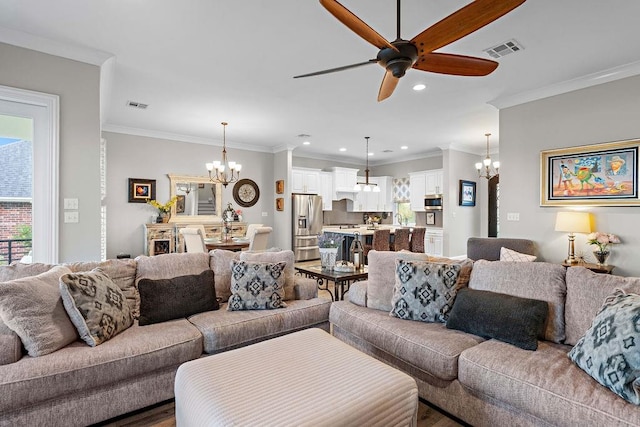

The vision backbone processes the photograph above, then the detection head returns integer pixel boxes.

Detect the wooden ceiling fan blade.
[413,52,498,76]
[377,71,399,102]
[410,0,526,54]
[294,59,378,78]
[320,0,398,51]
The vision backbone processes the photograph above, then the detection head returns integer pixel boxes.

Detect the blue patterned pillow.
[568,290,640,405]
[228,261,287,311]
[390,259,461,323]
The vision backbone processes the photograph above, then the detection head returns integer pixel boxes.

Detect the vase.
[593,250,610,266]
[319,247,339,270]
[160,213,170,223]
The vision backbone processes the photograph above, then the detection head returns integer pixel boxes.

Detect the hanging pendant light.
[205,122,242,187]
[475,133,499,179]
[354,136,380,192]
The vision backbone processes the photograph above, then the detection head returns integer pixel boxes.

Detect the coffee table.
[295,263,368,301]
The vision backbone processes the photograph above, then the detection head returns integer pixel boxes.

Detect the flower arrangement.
[586,231,621,252]
[147,196,178,214]
[318,232,343,248]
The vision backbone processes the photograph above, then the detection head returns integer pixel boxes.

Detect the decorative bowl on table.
[333,261,355,273]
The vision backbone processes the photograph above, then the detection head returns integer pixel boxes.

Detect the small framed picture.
[128,178,156,203]
[198,183,205,189]
[276,197,284,211]
[276,180,284,194]
[459,180,476,206]
[426,212,435,225]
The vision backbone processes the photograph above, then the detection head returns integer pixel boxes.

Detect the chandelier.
[205,122,242,187]
[353,137,380,193]
[475,133,499,179]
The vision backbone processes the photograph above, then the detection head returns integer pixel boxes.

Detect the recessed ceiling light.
[368,152,373,156]
[339,147,346,152]
[412,84,426,91]
[401,145,408,150]
[302,141,311,145]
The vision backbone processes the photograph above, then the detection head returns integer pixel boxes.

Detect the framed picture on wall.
[459,180,476,206]
[426,212,435,225]
[276,197,284,211]
[540,139,640,206]
[276,180,284,194]
[128,178,156,203]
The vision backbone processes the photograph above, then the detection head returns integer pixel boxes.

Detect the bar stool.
[391,228,410,251]
[410,227,426,253]
[363,229,391,259]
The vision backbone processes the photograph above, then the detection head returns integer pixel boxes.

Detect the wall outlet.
[64,198,79,210]
[64,211,79,223]
[507,212,520,221]
[262,212,268,217]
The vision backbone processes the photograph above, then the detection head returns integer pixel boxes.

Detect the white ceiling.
[2,1,640,165]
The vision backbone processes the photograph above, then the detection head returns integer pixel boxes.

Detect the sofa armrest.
[293,276,318,300]
[348,280,368,307]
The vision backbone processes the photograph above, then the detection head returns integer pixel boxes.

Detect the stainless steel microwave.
[424,194,443,211]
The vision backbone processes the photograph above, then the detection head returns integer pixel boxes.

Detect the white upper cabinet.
[331,167,359,193]
[348,176,393,212]
[292,167,320,194]
[409,169,442,211]
[319,171,333,211]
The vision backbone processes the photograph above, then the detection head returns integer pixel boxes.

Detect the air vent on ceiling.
[382,149,393,153]
[126,101,148,109]
[484,39,523,59]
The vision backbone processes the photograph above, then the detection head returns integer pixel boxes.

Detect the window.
[394,202,415,226]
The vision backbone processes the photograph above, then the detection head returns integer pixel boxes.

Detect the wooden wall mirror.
[168,174,223,222]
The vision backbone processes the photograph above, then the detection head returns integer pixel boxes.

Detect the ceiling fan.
[294,0,526,101]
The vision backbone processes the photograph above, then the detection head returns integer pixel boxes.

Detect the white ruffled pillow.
[500,247,536,262]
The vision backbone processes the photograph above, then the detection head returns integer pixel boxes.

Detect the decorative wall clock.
[233,179,260,207]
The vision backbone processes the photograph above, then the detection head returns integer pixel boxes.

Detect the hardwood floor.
[100,398,463,427]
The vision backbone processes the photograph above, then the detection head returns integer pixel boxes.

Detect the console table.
[561,261,615,274]
[144,222,247,255]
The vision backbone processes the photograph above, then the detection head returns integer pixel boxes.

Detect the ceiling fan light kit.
[295,0,526,101]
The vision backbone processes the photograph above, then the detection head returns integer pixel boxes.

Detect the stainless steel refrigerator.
[292,194,323,261]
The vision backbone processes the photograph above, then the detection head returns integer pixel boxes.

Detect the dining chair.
[391,228,411,251]
[363,229,391,257]
[410,227,426,253]
[179,228,207,253]
[249,226,273,251]
[245,223,264,241]
[184,224,207,239]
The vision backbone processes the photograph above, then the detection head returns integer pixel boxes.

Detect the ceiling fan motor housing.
[377,40,418,78]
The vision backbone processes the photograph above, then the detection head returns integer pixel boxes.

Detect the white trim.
[0,197,32,203]
[0,85,59,263]
[489,60,640,109]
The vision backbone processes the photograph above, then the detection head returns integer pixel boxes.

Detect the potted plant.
[318,232,343,270]
[586,231,621,265]
[147,196,178,223]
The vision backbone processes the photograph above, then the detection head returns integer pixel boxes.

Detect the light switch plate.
[64,212,79,223]
[64,198,79,210]
[507,212,520,221]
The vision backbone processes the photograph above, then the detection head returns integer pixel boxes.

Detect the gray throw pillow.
[138,269,219,325]
[446,288,548,350]
[390,259,461,323]
[568,289,640,405]
[59,268,134,346]
[0,265,78,357]
[228,261,287,311]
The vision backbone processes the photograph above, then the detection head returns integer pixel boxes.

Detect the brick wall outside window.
[0,201,32,239]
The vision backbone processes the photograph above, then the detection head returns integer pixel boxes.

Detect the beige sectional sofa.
[330,248,640,426]
[0,250,331,427]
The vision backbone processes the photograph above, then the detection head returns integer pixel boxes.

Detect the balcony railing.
[0,238,32,265]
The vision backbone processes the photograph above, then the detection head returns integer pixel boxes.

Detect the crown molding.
[489,60,640,109]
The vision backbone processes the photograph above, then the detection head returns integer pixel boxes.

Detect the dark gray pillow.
[138,270,218,325]
[446,288,548,350]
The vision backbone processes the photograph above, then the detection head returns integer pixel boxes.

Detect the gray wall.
[293,155,361,170]
[104,132,275,258]
[500,74,640,276]
[372,155,443,177]
[0,42,102,262]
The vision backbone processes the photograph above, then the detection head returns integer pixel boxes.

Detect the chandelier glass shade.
[353,136,380,193]
[205,122,242,187]
[475,133,499,179]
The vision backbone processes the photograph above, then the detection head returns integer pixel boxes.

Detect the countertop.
[322,225,442,236]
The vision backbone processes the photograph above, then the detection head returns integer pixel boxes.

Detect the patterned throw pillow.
[500,247,537,262]
[390,259,461,323]
[228,261,287,311]
[568,290,640,405]
[59,268,133,346]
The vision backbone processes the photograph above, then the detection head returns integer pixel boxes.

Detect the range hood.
[334,189,357,201]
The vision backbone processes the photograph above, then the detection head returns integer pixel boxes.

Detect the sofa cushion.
[188,299,332,354]
[137,269,218,326]
[0,262,55,281]
[468,260,567,343]
[390,259,461,323]
[228,261,287,311]
[135,252,210,283]
[59,269,134,346]
[330,300,485,384]
[499,247,536,262]
[0,266,78,357]
[458,339,640,426]
[446,288,548,350]
[568,290,640,405]
[565,266,640,346]
[66,258,138,318]
[0,318,203,414]
[239,250,296,301]
[210,249,241,303]
[0,322,22,366]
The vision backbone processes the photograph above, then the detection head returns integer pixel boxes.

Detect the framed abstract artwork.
[459,180,476,207]
[540,139,640,206]
[128,178,156,203]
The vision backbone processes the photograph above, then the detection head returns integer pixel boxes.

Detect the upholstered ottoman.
[175,328,418,426]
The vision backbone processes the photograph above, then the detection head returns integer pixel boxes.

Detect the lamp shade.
[555,212,592,233]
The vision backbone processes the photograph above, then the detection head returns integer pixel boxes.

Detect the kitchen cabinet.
[349,176,393,212]
[292,167,320,194]
[319,171,333,211]
[425,228,443,257]
[409,169,443,211]
[331,167,359,193]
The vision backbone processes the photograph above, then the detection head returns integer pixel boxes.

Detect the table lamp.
[555,211,592,264]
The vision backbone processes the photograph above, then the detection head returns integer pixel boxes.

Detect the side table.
[561,261,614,274]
